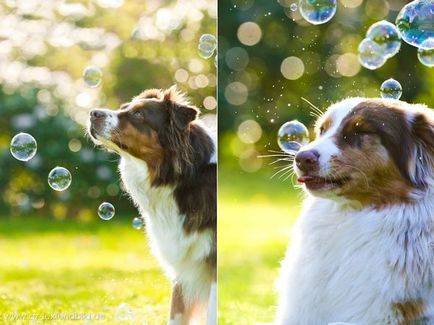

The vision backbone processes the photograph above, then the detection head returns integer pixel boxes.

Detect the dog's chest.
[280,198,434,324]
[118,158,188,263]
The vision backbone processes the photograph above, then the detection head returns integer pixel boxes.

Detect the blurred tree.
[219,0,433,173]
[0,0,216,218]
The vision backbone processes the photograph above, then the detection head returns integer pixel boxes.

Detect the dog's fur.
[88,86,216,325]
[276,98,434,325]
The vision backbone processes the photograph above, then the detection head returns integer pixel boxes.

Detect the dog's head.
[88,86,206,185]
[294,98,434,207]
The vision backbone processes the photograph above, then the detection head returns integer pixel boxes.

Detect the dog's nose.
[90,109,106,120]
[295,150,320,173]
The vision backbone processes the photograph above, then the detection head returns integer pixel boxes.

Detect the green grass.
[0,217,170,324]
[218,167,301,324]
[0,167,301,325]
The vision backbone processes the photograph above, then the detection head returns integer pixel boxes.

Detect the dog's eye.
[131,111,143,118]
[319,127,325,136]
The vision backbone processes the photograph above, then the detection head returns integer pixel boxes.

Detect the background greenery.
[218,0,433,323]
[0,0,215,323]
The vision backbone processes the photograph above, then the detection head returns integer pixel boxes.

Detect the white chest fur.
[118,155,213,282]
[276,196,434,325]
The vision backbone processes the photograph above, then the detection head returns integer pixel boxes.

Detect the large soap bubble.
[417,39,434,67]
[358,38,387,70]
[48,167,72,191]
[380,78,402,99]
[299,0,337,25]
[98,202,115,220]
[277,120,309,154]
[198,34,217,59]
[83,65,102,88]
[395,0,434,50]
[10,133,37,161]
[366,20,401,58]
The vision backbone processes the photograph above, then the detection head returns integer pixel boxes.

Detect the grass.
[0,217,170,324]
[0,165,302,325]
[218,166,301,324]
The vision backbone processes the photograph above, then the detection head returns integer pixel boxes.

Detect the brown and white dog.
[276,98,434,324]
[88,86,216,325]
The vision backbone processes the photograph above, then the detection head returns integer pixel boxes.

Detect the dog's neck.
[309,188,434,222]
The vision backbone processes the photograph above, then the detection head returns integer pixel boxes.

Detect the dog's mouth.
[297,175,350,191]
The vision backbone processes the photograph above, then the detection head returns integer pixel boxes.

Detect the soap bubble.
[417,39,434,67]
[380,78,402,99]
[48,167,72,191]
[10,133,37,161]
[83,65,102,88]
[277,120,309,153]
[98,202,115,220]
[395,0,434,50]
[115,303,135,321]
[299,0,337,25]
[358,38,387,70]
[366,20,401,58]
[198,34,217,59]
[290,3,298,11]
[132,217,144,230]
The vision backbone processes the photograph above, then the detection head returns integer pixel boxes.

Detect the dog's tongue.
[297,175,316,183]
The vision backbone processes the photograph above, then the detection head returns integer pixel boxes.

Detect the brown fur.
[393,300,427,325]
[316,114,333,136]
[111,120,164,184]
[329,99,419,207]
[114,88,216,234]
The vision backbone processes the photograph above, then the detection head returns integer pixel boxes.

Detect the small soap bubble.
[290,3,298,11]
[395,0,434,49]
[48,167,72,191]
[380,78,402,99]
[198,34,217,59]
[366,20,401,58]
[417,39,434,67]
[299,0,337,25]
[115,303,134,321]
[358,38,387,70]
[10,133,37,161]
[132,217,144,230]
[98,202,115,220]
[83,65,102,88]
[277,120,309,154]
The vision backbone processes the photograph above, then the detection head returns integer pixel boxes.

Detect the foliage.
[0,0,216,218]
[218,0,434,172]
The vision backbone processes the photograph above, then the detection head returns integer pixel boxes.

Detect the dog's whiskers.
[301,97,324,117]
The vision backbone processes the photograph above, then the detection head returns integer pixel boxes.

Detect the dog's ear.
[170,104,199,129]
[164,85,199,129]
[409,112,434,187]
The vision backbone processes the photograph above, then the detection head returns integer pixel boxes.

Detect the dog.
[276,98,434,324]
[88,86,216,325]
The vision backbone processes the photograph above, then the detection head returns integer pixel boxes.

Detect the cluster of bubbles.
[10,133,37,161]
[380,78,403,99]
[10,134,72,191]
[358,21,401,70]
[83,65,103,88]
[358,0,433,70]
[299,0,337,25]
[98,202,115,220]
[395,0,433,50]
[396,0,434,67]
[198,34,217,59]
[48,167,72,191]
[277,120,310,154]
